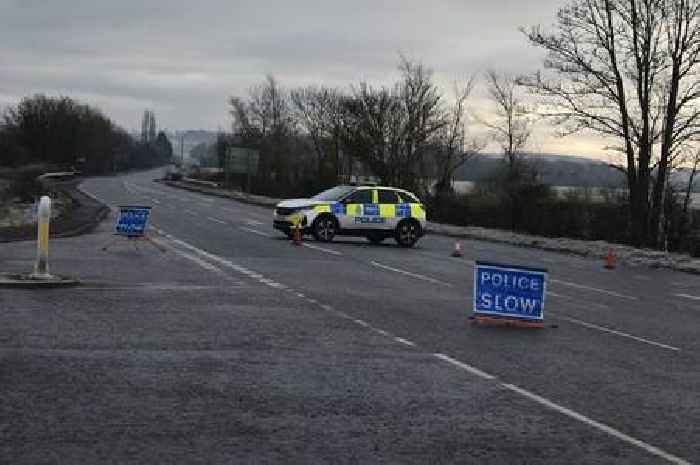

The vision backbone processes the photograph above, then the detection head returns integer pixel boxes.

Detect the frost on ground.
[428,222,700,274]
[0,197,69,228]
[170,178,700,275]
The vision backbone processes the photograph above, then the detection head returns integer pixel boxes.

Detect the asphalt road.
[2,168,699,464]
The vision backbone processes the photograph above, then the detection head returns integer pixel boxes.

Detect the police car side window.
[378,190,400,204]
[344,190,372,204]
[399,192,419,203]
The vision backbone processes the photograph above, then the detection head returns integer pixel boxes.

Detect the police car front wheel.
[312,215,337,242]
[395,219,421,248]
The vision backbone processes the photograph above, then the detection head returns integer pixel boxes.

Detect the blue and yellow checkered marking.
[331,203,346,215]
[363,204,379,216]
[311,202,424,221]
[396,204,411,218]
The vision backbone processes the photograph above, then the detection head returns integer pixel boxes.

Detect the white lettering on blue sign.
[115,206,152,237]
[473,262,547,320]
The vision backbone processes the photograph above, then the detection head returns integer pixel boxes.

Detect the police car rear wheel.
[395,219,420,248]
[312,215,337,242]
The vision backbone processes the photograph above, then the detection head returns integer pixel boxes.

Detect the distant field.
[452,181,700,210]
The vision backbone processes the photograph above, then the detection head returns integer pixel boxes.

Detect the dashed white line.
[207,217,227,225]
[433,353,496,380]
[393,337,416,347]
[150,238,223,274]
[370,261,453,287]
[151,224,689,465]
[556,315,681,351]
[674,293,700,301]
[500,383,691,465]
[550,279,638,300]
[150,198,161,204]
[239,226,271,237]
[371,328,391,337]
[303,242,343,256]
[245,218,264,226]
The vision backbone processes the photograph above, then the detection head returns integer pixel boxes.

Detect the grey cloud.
[0,0,606,155]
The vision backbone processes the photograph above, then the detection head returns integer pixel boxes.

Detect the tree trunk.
[629,177,650,247]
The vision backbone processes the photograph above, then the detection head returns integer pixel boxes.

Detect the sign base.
[472,315,545,329]
[101,234,166,253]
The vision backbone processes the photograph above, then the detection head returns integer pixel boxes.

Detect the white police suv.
[273,185,427,247]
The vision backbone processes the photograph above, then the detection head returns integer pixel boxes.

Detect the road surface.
[2,168,699,464]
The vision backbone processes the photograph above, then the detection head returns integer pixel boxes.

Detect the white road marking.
[239,226,271,237]
[150,238,223,274]
[245,218,264,226]
[674,293,700,301]
[393,337,416,347]
[556,315,681,351]
[150,198,161,204]
[371,328,391,337]
[550,279,638,300]
[207,217,227,225]
[433,353,496,380]
[303,242,343,256]
[370,261,453,287]
[148,225,692,465]
[500,383,691,465]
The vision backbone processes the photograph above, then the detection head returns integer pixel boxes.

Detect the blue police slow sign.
[473,261,548,323]
[115,206,152,237]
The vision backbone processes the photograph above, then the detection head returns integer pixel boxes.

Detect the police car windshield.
[311,186,355,201]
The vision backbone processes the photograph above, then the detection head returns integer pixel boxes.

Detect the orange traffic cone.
[292,226,303,246]
[603,248,617,269]
[451,241,464,257]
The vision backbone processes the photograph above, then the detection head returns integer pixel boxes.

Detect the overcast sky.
[0,0,610,158]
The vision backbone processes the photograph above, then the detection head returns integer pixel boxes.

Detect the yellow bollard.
[32,196,52,278]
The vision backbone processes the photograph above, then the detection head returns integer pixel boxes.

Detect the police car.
[273,185,427,247]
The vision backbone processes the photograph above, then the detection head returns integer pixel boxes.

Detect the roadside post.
[472,261,548,328]
[0,195,78,287]
[31,196,52,278]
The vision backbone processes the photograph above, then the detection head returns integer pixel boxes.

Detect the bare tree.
[341,56,445,193]
[680,146,700,235]
[290,86,344,185]
[481,70,532,170]
[140,110,156,144]
[228,75,297,192]
[521,0,700,246]
[433,77,481,198]
[479,70,536,230]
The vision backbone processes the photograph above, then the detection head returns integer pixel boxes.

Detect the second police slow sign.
[473,261,548,323]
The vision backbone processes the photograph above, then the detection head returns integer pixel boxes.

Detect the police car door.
[338,189,373,230]
[377,189,402,230]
